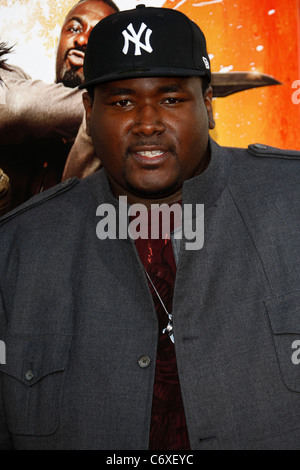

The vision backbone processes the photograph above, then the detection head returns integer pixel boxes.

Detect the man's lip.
[129,147,171,164]
[67,49,85,67]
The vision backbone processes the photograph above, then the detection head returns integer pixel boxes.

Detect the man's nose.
[74,32,89,48]
[132,105,166,136]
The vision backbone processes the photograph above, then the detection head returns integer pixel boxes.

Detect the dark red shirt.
[134,208,190,450]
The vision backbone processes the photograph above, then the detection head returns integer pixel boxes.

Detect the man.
[55,0,119,88]
[0,6,299,450]
[0,0,118,213]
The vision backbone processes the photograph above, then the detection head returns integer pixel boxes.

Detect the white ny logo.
[122,22,153,56]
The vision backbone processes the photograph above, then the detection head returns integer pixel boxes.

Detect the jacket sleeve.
[0,65,83,144]
[0,294,13,450]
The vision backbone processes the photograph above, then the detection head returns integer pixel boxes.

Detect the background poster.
[1,0,300,149]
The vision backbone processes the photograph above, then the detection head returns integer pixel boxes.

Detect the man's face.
[84,76,215,202]
[55,0,116,87]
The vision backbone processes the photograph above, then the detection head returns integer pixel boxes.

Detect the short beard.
[61,69,83,88]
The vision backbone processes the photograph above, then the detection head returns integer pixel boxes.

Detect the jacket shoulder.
[247,143,300,160]
[0,177,79,227]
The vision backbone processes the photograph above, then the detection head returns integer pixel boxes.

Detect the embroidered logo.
[122,22,153,56]
[202,56,210,70]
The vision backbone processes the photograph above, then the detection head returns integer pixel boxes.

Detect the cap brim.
[78,67,210,89]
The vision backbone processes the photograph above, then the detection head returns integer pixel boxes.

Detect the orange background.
[1,0,299,150]
[163,0,300,150]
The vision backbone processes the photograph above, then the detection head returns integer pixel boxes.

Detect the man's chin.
[125,179,180,201]
[60,69,83,88]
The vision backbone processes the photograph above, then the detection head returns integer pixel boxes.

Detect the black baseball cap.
[79,5,211,89]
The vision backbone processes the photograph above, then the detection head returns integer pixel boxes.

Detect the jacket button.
[25,370,34,381]
[138,355,151,369]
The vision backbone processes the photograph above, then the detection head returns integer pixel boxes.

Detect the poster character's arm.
[62,114,101,181]
[0,66,83,144]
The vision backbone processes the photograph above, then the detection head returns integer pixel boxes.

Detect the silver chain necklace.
[144,268,174,343]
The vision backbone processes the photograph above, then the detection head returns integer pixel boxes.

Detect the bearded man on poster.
[0,0,118,214]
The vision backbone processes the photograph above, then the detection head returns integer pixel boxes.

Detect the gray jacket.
[0,139,299,450]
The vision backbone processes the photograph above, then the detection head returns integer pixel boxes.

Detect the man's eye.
[163,97,182,105]
[66,21,83,34]
[70,27,82,34]
[115,100,132,108]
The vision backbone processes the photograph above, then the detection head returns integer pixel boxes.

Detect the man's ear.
[204,86,215,130]
[82,92,93,137]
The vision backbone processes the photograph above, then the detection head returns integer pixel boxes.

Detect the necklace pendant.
[162,314,174,343]
[143,268,175,343]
